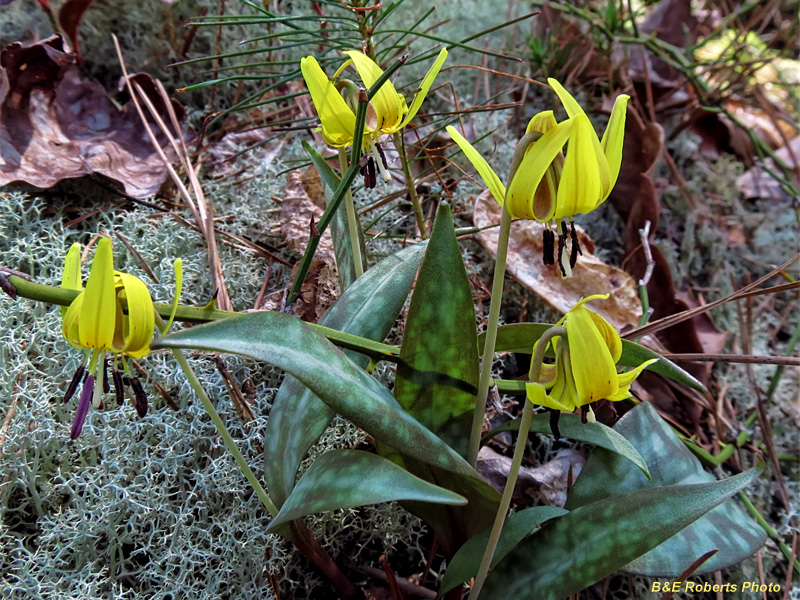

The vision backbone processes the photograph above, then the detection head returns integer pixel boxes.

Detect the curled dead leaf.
[0,35,190,198]
[477,446,585,508]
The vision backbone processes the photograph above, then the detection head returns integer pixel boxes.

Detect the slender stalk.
[393,131,428,238]
[470,397,534,598]
[338,147,365,277]
[172,347,279,517]
[467,203,513,467]
[287,56,407,306]
[738,491,800,575]
[470,325,566,597]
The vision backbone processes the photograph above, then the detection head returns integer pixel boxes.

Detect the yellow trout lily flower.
[60,238,182,438]
[526,294,656,414]
[447,79,629,276]
[300,49,447,182]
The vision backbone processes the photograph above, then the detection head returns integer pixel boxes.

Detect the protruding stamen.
[112,369,125,407]
[542,228,555,265]
[91,351,106,409]
[557,222,567,277]
[64,365,86,404]
[549,409,562,440]
[365,156,377,189]
[370,139,391,183]
[70,375,95,439]
[103,358,110,394]
[557,220,573,278]
[130,377,148,418]
[569,220,582,268]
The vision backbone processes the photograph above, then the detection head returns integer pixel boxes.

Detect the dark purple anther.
[70,375,95,439]
[64,365,86,404]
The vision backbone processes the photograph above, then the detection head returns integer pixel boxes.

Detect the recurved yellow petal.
[546,349,579,411]
[164,258,183,333]
[565,305,618,406]
[526,110,558,135]
[526,381,572,412]
[446,126,507,206]
[606,359,657,401]
[506,118,572,220]
[115,272,155,358]
[344,50,404,132]
[397,48,448,130]
[547,78,585,119]
[554,114,606,219]
[586,308,622,363]
[600,93,630,197]
[61,243,82,317]
[78,238,116,350]
[301,56,356,147]
[62,291,84,347]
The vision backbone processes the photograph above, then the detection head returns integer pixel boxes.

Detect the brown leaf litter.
[256,167,339,322]
[0,35,190,198]
[473,190,642,331]
[610,105,730,430]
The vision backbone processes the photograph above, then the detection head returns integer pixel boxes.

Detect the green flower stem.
[470,397,534,599]
[738,491,800,576]
[470,324,567,598]
[529,326,567,383]
[468,202,513,467]
[393,131,428,239]
[6,274,398,360]
[338,147,365,278]
[287,56,407,307]
[8,273,560,394]
[172,347,279,517]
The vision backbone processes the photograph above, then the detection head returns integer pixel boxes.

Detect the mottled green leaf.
[265,450,466,533]
[439,506,567,596]
[484,466,762,599]
[380,450,501,557]
[395,202,479,457]
[483,413,650,477]
[567,402,767,576]
[262,243,425,508]
[379,204,493,557]
[303,141,365,291]
[481,323,706,392]
[153,311,481,483]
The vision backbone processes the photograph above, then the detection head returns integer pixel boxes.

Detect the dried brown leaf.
[477,446,585,508]
[257,169,339,321]
[738,135,800,201]
[0,35,189,199]
[474,190,642,330]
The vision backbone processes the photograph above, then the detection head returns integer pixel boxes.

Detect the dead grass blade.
[623,252,800,340]
[112,34,233,311]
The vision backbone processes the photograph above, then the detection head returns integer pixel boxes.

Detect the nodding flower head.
[447,79,629,277]
[300,48,447,186]
[60,238,182,438]
[525,294,656,418]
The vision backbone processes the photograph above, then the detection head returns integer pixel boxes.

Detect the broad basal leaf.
[262,243,425,507]
[483,466,762,599]
[266,450,466,532]
[566,402,766,576]
[395,202,479,456]
[439,506,567,596]
[153,311,481,483]
[379,203,495,557]
[483,413,649,477]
